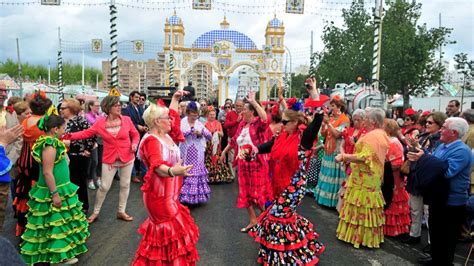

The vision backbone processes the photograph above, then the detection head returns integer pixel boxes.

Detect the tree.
[453,52,473,91]
[316,1,454,109]
[316,2,373,87]
[380,1,454,108]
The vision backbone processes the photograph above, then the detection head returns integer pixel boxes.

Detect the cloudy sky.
[1,0,472,97]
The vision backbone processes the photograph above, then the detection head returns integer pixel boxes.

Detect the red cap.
[404,108,416,116]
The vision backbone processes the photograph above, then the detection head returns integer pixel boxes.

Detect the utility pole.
[109,0,119,89]
[82,50,85,94]
[438,13,442,111]
[371,0,384,91]
[310,30,313,55]
[169,16,175,87]
[144,63,147,96]
[57,27,64,102]
[138,71,141,93]
[48,60,51,86]
[16,38,23,97]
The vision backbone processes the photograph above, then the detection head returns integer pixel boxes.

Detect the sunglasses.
[426,121,436,125]
[404,118,411,121]
[224,106,231,109]
[281,119,290,125]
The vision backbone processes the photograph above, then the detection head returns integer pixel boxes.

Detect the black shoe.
[422,244,431,253]
[417,253,432,265]
[401,236,421,244]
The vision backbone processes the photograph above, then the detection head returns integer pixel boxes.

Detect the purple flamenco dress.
[179,117,212,205]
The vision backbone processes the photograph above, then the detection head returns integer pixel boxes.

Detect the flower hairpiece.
[271,105,279,117]
[332,95,341,101]
[291,100,304,112]
[32,89,47,100]
[156,99,166,107]
[37,105,59,132]
[187,101,199,111]
[286,97,297,109]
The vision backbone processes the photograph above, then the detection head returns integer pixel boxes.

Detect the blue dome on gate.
[269,17,282,28]
[168,12,182,25]
[192,30,257,50]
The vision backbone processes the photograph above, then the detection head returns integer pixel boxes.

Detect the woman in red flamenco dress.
[133,91,199,266]
[247,79,326,265]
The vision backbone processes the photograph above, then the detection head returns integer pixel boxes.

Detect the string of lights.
[0,0,373,15]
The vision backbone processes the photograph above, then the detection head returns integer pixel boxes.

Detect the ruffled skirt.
[20,182,89,264]
[384,187,410,236]
[133,205,199,266]
[249,207,325,265]
[336,186,385,248]
[179,164,211,205]
[313,153,346,207]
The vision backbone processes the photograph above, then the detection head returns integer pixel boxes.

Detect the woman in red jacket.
[64,96,140,223]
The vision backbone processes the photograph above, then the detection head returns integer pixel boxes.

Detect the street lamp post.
[461,72,466,112]
[284,46,292,97]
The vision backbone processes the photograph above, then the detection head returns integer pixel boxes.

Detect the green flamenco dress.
[20,136,89,264]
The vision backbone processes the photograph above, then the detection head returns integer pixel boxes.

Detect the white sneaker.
[62,257,78,264]
[87,180,97,190]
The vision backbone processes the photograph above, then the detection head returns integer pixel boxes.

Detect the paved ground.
[1,179,473,265]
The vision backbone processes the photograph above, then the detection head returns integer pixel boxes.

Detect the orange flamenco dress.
[13,115,44,236]
[133,109,199,266]
[336,128,389,248]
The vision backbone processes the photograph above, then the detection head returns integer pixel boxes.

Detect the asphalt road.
[1,179,473,265]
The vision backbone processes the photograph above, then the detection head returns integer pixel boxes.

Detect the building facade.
[101,54,166,94]
[192,63,214,101]
[236,67,259,100]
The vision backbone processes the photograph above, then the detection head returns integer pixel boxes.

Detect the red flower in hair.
[5,106,14,114]
[156,99,166,107]
[271,105,279,117]
[422,111,430,116]
[332,95,341,101]
[286,97,297,109]
[32,89,47,100]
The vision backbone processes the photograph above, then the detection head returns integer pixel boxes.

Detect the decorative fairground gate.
[163,12,286,105]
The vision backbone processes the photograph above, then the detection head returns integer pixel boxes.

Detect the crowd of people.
[0,79,473,265]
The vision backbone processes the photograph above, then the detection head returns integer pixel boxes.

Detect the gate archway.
[163,14,286,105]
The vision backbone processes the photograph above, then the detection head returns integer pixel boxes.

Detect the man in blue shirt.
[408,117,473,265]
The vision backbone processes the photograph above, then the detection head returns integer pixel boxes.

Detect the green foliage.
[316,0,454,108]
[0,59,103,86]
[290,73,307,98]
